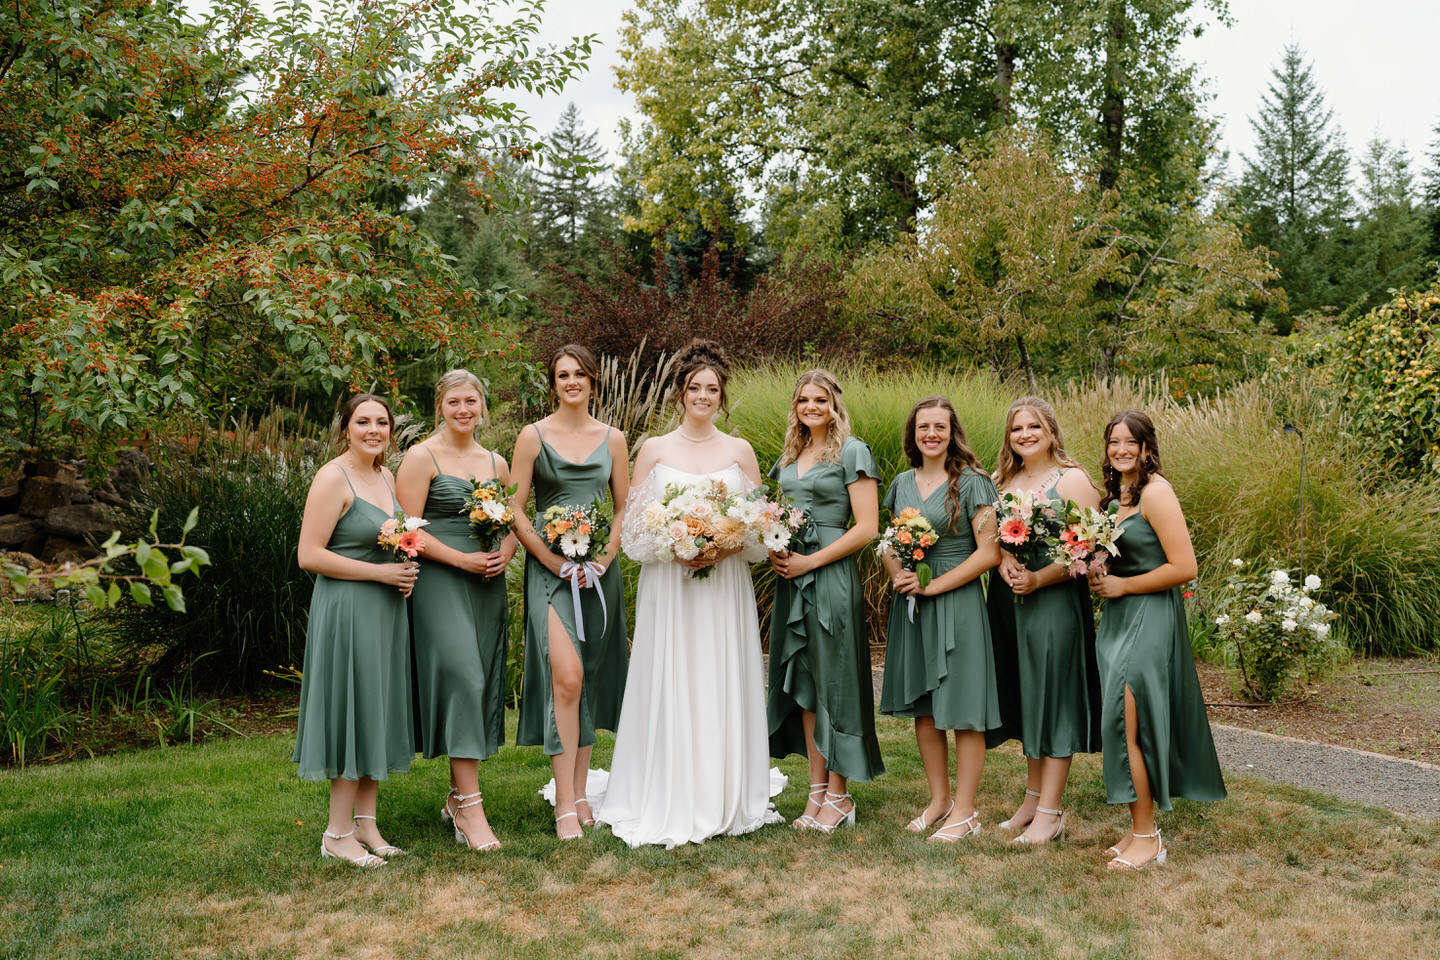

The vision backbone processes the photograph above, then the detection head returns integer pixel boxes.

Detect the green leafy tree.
[1236,43,1353,316]
[0,0,591,449]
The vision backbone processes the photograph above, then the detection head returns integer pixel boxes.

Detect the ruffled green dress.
[408,449,509,761]
[293,474,413,782]
[1096,507,1226,808]
[1009,470,1103,759]
[879,469,1004,733]
[516,427,628,755]
[767,437,885,782]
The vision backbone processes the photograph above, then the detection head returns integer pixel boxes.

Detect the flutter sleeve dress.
[408,449,509,762]
[767,437,885,782]
[1095,500,1226,808]
[879,468,1004,734]
[516,426,628,754]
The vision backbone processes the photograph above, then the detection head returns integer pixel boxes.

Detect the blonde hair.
[432,369,489,433]
[994,395,1080,489]
[779,369,852,467]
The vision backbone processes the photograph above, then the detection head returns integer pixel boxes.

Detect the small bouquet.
[1043,500,1124,577]
[540,499,613,642]
[378,511,429,560]
[756,482,809,554]
[636,477,759,579]
[992,489,1064,602]
[876,507,938,621]
[462,476,516,551]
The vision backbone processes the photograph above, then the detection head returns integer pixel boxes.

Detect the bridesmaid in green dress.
[510,345,630,840]
[879,396,1002,842]
[294,394,418,867]
[397,370,516,852]
[993,397,1103,845]
[768,369,883,832]
[1090,410,1226,869]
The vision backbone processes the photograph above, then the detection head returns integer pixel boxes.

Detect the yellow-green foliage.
[1340,280,1440,475]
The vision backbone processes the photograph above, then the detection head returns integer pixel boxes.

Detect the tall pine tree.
[1237,44,1353,316]
[527,103,615,272]
[1346,136,1429,305]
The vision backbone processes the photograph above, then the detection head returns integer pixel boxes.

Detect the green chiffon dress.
[408,449,508,761]
[516,426,628,755]
[880,468,1005,734]
[1008,470,1103,759]
[293,473,413,782]
[767,437,885,782]
[1096,506,1226,809]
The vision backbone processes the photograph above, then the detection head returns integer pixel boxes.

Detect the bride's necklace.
[678,427,719,443]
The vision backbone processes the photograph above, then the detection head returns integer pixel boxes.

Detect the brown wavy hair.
[1100,409,1162,507]
[903,396,984,532]
[547,343,601,408]
[670,338,732,416]
[778,369,852,467]
[994,395,1081,489]
[336,393,395,470]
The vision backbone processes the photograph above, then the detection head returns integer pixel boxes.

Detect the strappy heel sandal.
[809,792,856,834]
[352,815,404,857]
[321,827,386,867]
[1013,806,1066,845]
[999,789,1041,830]
[440,787,460,824]
[574,797,596,828]
[452,791,501,851]
[927,811,981,843]
[793,783,829,830]
[554,811,583,841]
[1105,830,1133,859]
[907,800,954,834]
[1107,828,1166,870]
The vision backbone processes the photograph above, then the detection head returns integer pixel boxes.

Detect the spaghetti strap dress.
[408,449,509,761]
[1009,469,1103,759]
[879,468,1004,733]
[767,437,885,782]
[292,470,414,781]
[516,426,628,754]
[1096,505,1226,808]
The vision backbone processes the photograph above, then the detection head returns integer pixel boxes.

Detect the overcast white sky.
[511,0,1440,178]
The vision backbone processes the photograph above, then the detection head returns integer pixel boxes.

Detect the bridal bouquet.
[540,500,613,642]
[635,478,760,579]
[755,483,809,554]
[992,489,1063,564]
[462,476,515,551]
[378,511,429,560]
[1043,500,1124,577]
[877,507,937,621]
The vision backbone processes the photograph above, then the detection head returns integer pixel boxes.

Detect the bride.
[597,339,785,847]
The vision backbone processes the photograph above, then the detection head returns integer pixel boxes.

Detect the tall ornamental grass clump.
[728,363,1015,638]
[106,414,319,688]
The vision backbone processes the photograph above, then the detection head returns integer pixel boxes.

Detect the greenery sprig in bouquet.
[462,476,516,551]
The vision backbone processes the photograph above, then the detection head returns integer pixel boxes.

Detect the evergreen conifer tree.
[528,103,615,271]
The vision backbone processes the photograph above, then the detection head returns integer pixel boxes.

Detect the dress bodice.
[652,461,747,491]
[769,437,877,532]
[1111,510,1167,579]
[882,468,996,571]
[329,492,397,564]
[534,428,613,511]
[419,450,498,546]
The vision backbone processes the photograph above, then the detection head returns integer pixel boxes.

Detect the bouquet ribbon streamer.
[907,595,918,623]
[559,561,608,643]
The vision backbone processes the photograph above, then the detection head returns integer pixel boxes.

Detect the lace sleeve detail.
[621,470,672,564]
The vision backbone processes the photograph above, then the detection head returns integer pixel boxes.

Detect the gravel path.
[1210,723,1440,821]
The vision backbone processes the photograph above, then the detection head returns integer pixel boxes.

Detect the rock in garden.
[107,448,152,501]
[0,514,43,548]
[44,503,116,540]
[19,477,79,516]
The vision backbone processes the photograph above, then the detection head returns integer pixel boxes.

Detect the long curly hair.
[336,393,395,469]
[993,395,1081,489]
[902,395,984,532]
[778,369,852,467]
[669,338,732,416]
[1100,409,1162,507]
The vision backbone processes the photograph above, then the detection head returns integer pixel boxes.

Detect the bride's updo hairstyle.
[670,339,732,417]
[1100,408,1163,508]
[779,369,852,467]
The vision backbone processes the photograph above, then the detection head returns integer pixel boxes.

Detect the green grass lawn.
[3,716,1438,960]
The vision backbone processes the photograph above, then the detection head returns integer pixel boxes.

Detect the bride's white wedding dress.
[596,461,786,848]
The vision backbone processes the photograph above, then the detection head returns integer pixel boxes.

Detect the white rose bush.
[1212,558,1341,701]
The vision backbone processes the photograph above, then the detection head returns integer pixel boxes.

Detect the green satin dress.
[767,437,885,782]
[1008,470,1103,759]
[880,469,1005,734]
[408,449,508,761]
[1096,506,1226,809]
[516,426,628,755]
[293,472,413,782]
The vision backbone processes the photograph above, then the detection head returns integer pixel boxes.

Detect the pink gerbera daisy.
[998,517,1030,545]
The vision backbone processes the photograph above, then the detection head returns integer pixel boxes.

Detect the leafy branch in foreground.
[3,509,210,612]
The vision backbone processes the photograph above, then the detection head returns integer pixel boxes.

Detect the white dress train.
[595,462,786,848]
